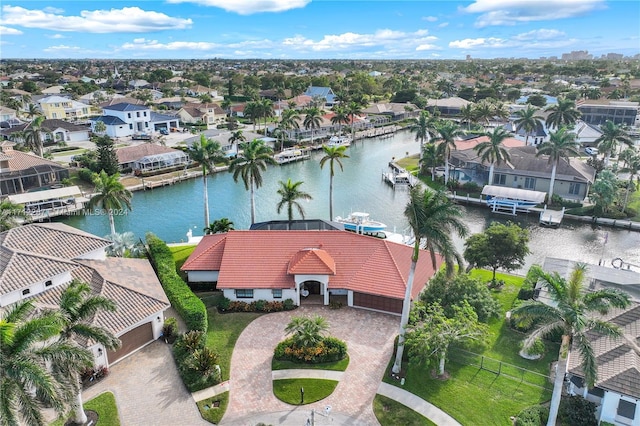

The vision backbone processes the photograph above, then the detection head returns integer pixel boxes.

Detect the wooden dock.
[539,206,565,227]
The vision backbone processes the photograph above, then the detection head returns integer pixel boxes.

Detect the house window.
[52,113,57,119]
[235,289,253,299]
[136,112,140,118]
[569,183,581,195]
[22,288,30,296]
[127,113,131,119]
[493,174,506,185]
[145,122,149,128]
[524,177,536,190]
[617,399,637,420]
[144,111,147,117]
[129,124,133,130]
[45,280,53,287]
[272,289,282,299]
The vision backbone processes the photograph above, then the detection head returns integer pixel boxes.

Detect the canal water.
[61,130,640,272]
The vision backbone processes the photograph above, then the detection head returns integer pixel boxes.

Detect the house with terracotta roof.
[0,223,170,366]
[181,230,442,315]
[116,143,190,174]
[0,142,70,195]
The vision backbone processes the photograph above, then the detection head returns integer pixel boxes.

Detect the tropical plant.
[474,126,512,185]
[284,315,329,348]
[411,110,439,154]
[276,178,313,221]
[545,97,581,130]
[459,104,476,130]
[0,300,93,426]
[345,101,363,142]
[392,186,469,374]
[590,169,619,215]
[187,134,229,228]
[512,263,631,425]
[93,120,107,134]
[228,130,246,155]
[105,231,145,257]
[535,127,580,198]
[420,143,441,181]
[203,217,235,235]
[319,145,349,220]
[303,107,322,146]
[23,115,48,157]
[88,171,132,235]
[622,153,640,211]
[513,105,544,146]
[229,139,276,224]
[94,135,119,175]
[330,105,349,135]
[56,280,120,424]
[433,120,465,185]
[0,200,27,231]
[595,120,633,166]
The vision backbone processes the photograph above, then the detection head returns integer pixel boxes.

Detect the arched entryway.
[299,280,324,305]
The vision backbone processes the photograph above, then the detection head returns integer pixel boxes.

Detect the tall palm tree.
[513,105,544,146]
[0,300,93,426]
[536,128,580,198]
[229,130,246,156]
[411,111,438,154]
[258,98,274,131]
[0,201,27,231]
[88,171,132,235]
[622,153,640,210]
[23,115,48,157]
[319,145,349,220]
[472,100,494,127]
[303,107,322,147]
[512,264,631,426]
[459,104,476,130]
[474,127,512,185]
[276,178,313,221]
[345,101,363,142]
[392,187,469,374]
[188,134,229,228]
[433,120,465,185]
[57,280,120,424]
[595,120,633,166]
[545,97,581,130]
[229,139,277,224]
[421,143,442,181]
[204,217,235,235]
[330,105,349,136]
[244,101,259,131]
[280,108,301,132]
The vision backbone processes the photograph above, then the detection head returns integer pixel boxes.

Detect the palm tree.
[244,101,259,131]
[472,100,494,127]
[346,101,363,142]
[276,178,313,221]
[57,280,120,424]
[204,217,235,235]
[330,105,349,135]
[459,104,476,130]
[24,103,40,120]
[187,134,229,228]
[0,201,27,231]
[512,264,631,426]
[421,143,442,181]
[229,130,246,156]
[285,315,329,348]
[258,98,274,131]
[319,145,349,220]
[411,111,438,154]
[88,171,132,235]
[303,107,322,147]
[392,187,469,374]
[0,300,93,426]
[595,120,633,166]
[545,97,581,130]
[513,105,544,146]
[536,128,580,198]
[474,127,512,185]
[23,115,48,157]
[433,120,465,185]
[229,139,277,224]
[622,154,640,211]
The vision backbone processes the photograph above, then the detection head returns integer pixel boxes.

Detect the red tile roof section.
[288,249,336,275]
[182,230,443,300]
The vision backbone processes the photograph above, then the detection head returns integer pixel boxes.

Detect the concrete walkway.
[272,369,344,381]
[378,382,462,426]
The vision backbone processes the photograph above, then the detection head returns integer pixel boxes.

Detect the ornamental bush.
[146,233,207,333]
[274,336,347,364]
[515,405,548,426]
[173,332,220,392]
[217,298,296,313]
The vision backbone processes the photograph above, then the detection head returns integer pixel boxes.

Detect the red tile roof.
[182,230,442,300]
[454,135,525,151]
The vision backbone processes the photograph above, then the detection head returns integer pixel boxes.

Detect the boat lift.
[481,185,547,216]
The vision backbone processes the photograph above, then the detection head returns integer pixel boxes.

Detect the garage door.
[353,292,402,314]
[108,322,154,364]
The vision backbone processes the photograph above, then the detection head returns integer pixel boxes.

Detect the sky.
[0,0,638,60]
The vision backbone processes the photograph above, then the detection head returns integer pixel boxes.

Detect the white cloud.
[462,0,605,27]
[0,26,22,35]
[513,29,565,41]
[438,22,449,28]
[122,38,220,51]
[282,29,438,52]
[450,29,576,50]
[44,44,82,51]
[42,6,64,14]
[422,16,438,22]
[1,5,192,33]
[165,0,310,15]
[47,33,65,39]
[449,37,508,49]
[416,44,439,51]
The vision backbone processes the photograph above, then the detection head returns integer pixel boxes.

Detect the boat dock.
[382,169,417,188]
[8,185,89,221]
[539,205,565,227]
[274,148,311,165]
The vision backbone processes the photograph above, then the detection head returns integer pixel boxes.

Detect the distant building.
[38,95,92,120]
[303,86,337,107]
[577,100,639,126]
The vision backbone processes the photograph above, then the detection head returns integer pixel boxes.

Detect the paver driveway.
[221,306,400,425]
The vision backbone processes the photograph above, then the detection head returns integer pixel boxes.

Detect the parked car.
[159,128,169,135]
[585,147,599,156]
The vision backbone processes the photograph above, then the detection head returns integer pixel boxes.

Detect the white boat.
[325,135,351,147]
[334,212,386,234]
[273,147,310,164]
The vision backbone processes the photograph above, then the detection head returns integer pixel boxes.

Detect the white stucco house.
[91,103,180,138]
[0,223,170,367]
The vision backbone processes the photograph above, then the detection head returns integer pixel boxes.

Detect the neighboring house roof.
[116,144,183,164]
[0,148,68,173]
[568,303,640,399]
[150,111,178,122]
[304,86,335,100]
[426,97,472,109]
[363,103,418,115]
[453,135,525,151]
[39,95,73,104]
[571,121,603,141]
[92,116,127,126]
[103,103,149,112]
[98,98,145,108]
[496,146,596,183]
[41,119,89,133]
[182,230,443,300]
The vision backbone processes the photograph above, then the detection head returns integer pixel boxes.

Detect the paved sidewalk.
[192,381,230,402]
[272,369,344,381]
[378,382,462,426]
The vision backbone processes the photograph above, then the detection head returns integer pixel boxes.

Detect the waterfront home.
[0,141,69,195]
[1,119,90,145]
[425,96,472,117]
[0,223,170,367]
[577,99,639,126]
[181,230,442,315]
[116,144,190,175]
[449,145,595,201]
[177,102,226,129]
[363,102,419,121]
[38,95,92,121]
[92,103,180,138]
[304,86,337,107]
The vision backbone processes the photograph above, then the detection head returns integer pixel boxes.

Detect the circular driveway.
[221,306,400,425]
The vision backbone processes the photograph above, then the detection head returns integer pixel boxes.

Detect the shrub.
[173,333,220,392]
[515,405,548,426]
[77,168,95,183]
[283,298,296,311]
[522,338,546,357]
[163,317,178,340]
[253,299,266,312]
[518,266,539,300]
[220,298,292,313]
[461,181,480,193]
[146,233,207,333]
[624,207,637,218]
[558,396,597,426]
[274,336,347,364]
[217,297,231,311]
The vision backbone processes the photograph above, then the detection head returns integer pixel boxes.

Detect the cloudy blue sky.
[1,0,638,59]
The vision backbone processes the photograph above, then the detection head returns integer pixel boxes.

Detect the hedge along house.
[181,230,443,315]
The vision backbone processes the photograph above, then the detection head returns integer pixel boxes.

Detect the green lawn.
[272,356,349,371]
[396,155,420,173]
[196,392,229,424]
[625,181,640,221]
[273,379,338,405]
[373,394,435,426]
[50,392,120,426]
[384,270,555,425]
[169,244,197,275]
